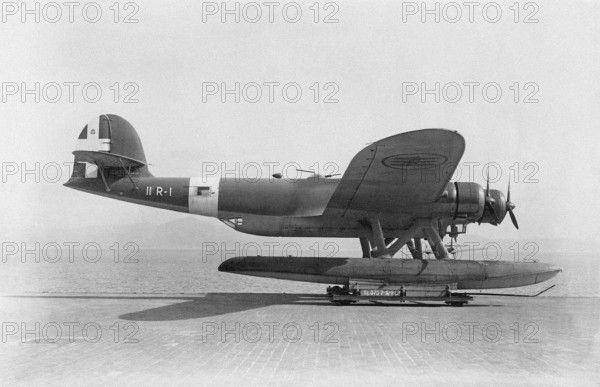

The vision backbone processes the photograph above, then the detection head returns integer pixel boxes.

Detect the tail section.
[71,114,150,177]
[64,114,192,213]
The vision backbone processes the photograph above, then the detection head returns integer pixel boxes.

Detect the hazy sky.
[1,1,599,246]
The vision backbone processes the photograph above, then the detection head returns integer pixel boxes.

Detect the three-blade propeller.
[506,180,519,229]
[478,175,519,229]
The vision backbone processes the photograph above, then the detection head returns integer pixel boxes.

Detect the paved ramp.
[1,293,598,386]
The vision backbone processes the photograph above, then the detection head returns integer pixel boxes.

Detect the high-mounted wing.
[325,129,465,216]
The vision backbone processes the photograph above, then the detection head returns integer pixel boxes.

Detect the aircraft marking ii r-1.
[65,115,560,305]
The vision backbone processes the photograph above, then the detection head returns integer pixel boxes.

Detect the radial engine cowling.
[445,182,485,222]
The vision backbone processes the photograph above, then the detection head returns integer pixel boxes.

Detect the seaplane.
[65,115,560,305]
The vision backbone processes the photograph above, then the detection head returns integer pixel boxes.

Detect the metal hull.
[218,256,561,289]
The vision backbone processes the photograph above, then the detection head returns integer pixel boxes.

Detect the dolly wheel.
[327,286,343,295]
[333,300,353,305]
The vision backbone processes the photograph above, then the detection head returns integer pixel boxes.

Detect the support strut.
[119,158,139,191]
[423,223,450,259]
[406,240,422,259]
[414,238,423,259]
[368,216,390,258]
[386,227,418,257]
[359,238,371,258]
[95,162,110,192]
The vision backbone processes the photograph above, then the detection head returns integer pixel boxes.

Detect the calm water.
[0,250,597,298]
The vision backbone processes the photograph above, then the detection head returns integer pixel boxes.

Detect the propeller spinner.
[478,176,519,229]
[478,174,499,225]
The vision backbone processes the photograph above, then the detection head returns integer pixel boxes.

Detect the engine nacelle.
[445,182,485,221]
[435,183,510,227]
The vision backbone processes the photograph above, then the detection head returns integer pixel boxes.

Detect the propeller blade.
[508,208,519,229]
[506,180,518,228]
[487,199,499,225]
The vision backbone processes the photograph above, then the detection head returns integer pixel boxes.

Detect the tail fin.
[73,114,148,168]
[66,114,152,186]
[67,114,152,180]
[65,114,193,214]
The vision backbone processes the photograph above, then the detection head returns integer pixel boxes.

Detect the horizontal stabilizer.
[73,150,145,168]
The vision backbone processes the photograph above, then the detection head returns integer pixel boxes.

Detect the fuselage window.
[197,187,211,197]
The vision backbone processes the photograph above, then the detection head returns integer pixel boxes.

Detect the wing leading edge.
[324,129,465,216]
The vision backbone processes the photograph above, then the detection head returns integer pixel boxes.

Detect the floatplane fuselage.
[65,115,560,305]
